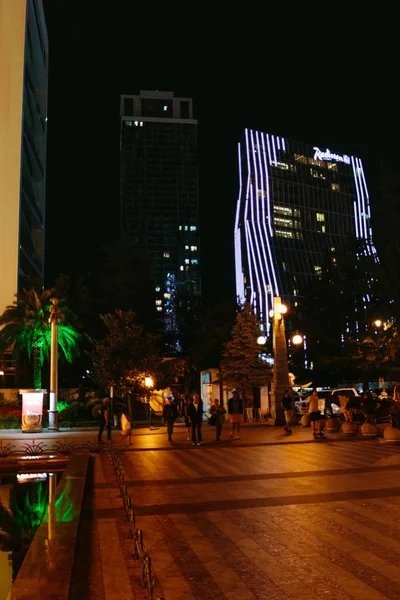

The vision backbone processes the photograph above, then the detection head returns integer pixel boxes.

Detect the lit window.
[274,217,293,226]
[164,293,171,298]
[163,105,168,111]
[332,257,337,264]
[294,301,298,307]
[331,247,335,252]
[275,230,294,239]
[185,226,188,231]
[272,161,289,170]
[139,121,143,126]
[126,121,133,126]
[314,266,322,275]
[155,286,160,292]
[185,266,190,271]
[327,162,338,171]
[331,183,340,192]
[274,205,292,214]
[163,252,170,258]
[316,213,325,222]
[190,226,197,231]
[185,245,189,250]
[321,225,326,233]
[190,246,197,251]
[184,259,190,264]
[179,226,182,231]
[293,289,298,296]
[134,121,139,126]
[180,265,184,271]
[156,306,163,312]
[282,262,287,271]
[155,300,162,306]
[191,259,198,264]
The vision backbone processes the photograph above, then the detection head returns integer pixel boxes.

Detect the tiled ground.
[88,423,400,599]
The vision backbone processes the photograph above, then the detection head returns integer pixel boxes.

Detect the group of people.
[163,389,244,444]
[281,388,326,438]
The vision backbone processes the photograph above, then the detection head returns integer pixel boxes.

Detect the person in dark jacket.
[188,393,203,445]
[210,398,227,442]
[98,398,111,443]
[163,396,179,442]
[228,390,243,440]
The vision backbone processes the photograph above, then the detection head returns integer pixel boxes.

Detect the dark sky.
[42,1,394,305]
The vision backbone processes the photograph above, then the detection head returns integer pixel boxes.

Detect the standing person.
[163,396,179,442]
[210,398,226,442]
[183,396,193,441]
[307,389,324,438]
[281,390,294,433]
[188,393,203,445]
[120,410,133,447]
[228,390,243,440]
[98,398,111,443]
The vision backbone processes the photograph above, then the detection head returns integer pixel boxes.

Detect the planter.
[325,417,341,433]
[360,422,378,438]
[301,414,311,427]
[383,426,400,443]
[341,421,358,435]
[376,422,390,437]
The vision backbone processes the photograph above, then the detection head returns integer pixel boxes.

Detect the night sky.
[42,1,394,306]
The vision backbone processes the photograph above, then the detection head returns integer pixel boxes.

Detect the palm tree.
[0,288,81,389]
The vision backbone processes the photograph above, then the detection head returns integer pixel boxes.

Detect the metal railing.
[108,446,164,600]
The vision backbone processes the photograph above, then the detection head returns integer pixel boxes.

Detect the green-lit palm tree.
[0,288,81,389]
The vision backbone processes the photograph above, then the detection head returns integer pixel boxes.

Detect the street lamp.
[269,297,290,425]
[48,298,62,431]
[0,370,4,388]
[373,319,382,328]
[257,335,267,346]
[292,334,303,346]
[145,377,154,388]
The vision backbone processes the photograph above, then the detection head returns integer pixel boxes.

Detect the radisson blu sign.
[313,147,351,165]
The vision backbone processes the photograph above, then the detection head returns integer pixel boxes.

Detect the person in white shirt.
[307,389,325,438]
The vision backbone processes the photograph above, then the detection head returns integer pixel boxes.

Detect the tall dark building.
[235,129,377,336]
[0,0,48,386]
[120,90,201,351]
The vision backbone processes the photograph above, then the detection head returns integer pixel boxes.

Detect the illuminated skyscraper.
[0,0,48,384]
[234,129,376,335]
[120,90,201,351]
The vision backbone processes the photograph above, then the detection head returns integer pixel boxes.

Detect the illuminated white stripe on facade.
[271,134,278,165]
[281,137,286,151]
[234,142,245,302]
[351,156,363,239]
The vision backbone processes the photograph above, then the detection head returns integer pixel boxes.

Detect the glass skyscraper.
[234,128,376,335]
[120,90,201,351]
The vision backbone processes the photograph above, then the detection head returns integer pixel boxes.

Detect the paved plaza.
[71,423,400,600]
[4,422,400,598]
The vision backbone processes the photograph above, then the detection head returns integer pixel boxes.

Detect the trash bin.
[19,389,45,432]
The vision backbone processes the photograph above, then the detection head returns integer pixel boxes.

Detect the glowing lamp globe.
[145,377,154,388]
[374,319,382,328]
[257,336,267,345]
[292,334,303,345]
[269,309,274,318]
[277,304,287,315]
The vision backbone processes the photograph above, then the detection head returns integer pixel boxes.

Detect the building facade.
[234,129,376,335]
[120,90,201,351]
[0,0,48,384]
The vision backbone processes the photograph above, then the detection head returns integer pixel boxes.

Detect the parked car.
[326,387,360,417]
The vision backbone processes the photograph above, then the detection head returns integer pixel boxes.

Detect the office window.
[316,213,325,222]
[190,246,197,251]
[331,183,340,192]
[163,252,170,258]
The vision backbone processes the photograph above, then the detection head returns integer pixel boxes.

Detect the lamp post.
[48,298,61,431]
[269,297,290,425]
[0,370,4,388]
[145,376,156,429]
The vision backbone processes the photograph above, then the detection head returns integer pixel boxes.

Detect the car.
[326,387,360,417]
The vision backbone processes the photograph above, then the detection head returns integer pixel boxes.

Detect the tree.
[219,302,272,396]
[88,309,175,399]
[0,288,81,389]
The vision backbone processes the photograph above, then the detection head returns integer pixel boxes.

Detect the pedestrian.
[245,395,254,422]
[184,396,193,440]
[307,389,325,438]
[188,393,203,445]
[228,389,243,440]
[163,395,179,442]
[120,410,133,447]
[98,397,111,443]
[281,389,294,433]
[210,398,226,442]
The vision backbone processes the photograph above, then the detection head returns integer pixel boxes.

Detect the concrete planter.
[360,422,378,438]
[325,417,341,433]
[301,414,311,427]
[341,421,358,435]
[376,422,391,437]
[383,426,400,443]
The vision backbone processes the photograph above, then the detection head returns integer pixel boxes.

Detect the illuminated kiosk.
[234,129,377,337]
[20,389,46,432]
